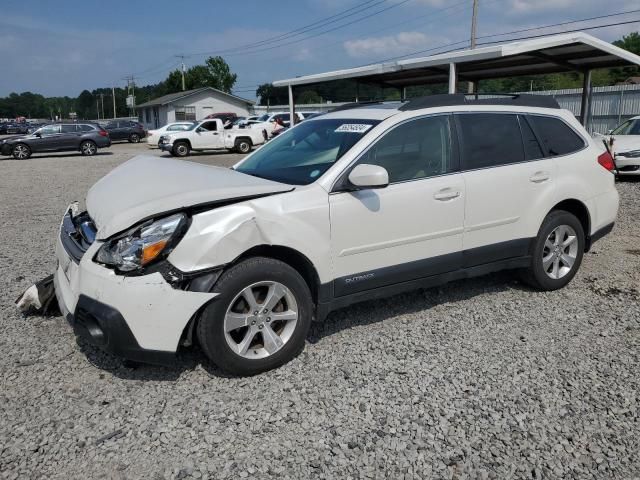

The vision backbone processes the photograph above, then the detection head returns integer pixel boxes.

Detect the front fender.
[167,187,331,282]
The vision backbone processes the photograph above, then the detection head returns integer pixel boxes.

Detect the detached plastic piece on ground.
[15,274,60,316]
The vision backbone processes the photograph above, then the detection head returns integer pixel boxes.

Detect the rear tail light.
[597,151,615,172]
[98,129,108,137]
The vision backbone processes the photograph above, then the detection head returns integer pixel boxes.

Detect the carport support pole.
[288,85,295,126]
[448,63,457,94]
[580,69,592,127]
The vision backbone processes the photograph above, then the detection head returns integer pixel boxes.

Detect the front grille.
[60,210,97,263]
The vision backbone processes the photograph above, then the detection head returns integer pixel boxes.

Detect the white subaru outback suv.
[54,94,618,376]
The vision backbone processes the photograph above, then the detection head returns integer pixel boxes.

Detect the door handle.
[433,189,460,201]
[529,171,550,183]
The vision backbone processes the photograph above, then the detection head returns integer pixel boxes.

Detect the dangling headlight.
[95,213,187,272]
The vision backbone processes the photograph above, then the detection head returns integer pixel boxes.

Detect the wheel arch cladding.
[550,199,591,249]
[174,138,192,149]
[235,245,321,304]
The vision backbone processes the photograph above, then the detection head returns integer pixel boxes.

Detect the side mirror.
[34,132,42,137]
[348,164,389,189]
[196,127,204,133]
[607,129,613,134]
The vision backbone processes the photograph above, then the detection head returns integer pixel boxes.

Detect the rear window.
[528,115,585,156]
[456,113,524,169]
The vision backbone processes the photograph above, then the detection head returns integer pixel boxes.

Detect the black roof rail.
[398,93,560,111]
[329,100,384,112]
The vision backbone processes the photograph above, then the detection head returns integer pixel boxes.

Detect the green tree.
[203,56,237,92]
[296,90,322,104]
[256,83,288,105]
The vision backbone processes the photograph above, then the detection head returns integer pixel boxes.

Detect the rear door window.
[78,124,95,132]
[528,115,585,156]
[456,113,524,169]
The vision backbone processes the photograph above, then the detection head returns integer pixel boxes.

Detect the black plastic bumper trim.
[69,295,176,366]
[586,222,614,251]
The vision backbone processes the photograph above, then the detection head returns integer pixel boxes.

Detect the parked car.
[53,94,618,375]
[158,118,265,156]
[0,122,29,135]
[594,115,640,175]
[104,120,146,143]
[146,122,195,148]
[0,123,111,159]
[204,112,239,124]
[247,112,305,139]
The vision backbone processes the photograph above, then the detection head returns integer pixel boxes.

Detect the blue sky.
[0,0,638,99]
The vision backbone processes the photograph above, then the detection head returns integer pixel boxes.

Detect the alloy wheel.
[82,142,96,155]
[13,145,29,159]
[223,281,298,359]
[542,224,578,279]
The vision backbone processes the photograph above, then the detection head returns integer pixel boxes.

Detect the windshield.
[611,120,634,135]
[235,118,380,185]
[256,114,271,122]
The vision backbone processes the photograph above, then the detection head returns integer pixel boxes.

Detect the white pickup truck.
[158,118,265,157]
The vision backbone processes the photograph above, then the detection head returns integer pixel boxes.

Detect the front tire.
[197,257,313,376]
[172,141,190,157]
[521,210,585,291]
[12,143,31,160]
[235,139,252,154]
[128,133,140,143]
[80,140,97,156]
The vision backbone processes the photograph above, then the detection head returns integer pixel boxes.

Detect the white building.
[136,87,254,129]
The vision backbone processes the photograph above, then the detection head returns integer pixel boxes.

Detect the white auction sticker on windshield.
[335,123,373,133]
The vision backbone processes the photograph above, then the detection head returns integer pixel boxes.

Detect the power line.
[188,0,414,58]
[187,0,387,56]
[377,10,640,63]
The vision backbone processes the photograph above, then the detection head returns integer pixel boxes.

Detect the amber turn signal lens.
[141,240,168,265]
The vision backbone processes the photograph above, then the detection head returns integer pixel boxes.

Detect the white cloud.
[343,32,433,58]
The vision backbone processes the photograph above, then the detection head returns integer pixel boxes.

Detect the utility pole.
[112,86,117,119]
[468,0,479,94]
[96,99,100,120]
[99,93,105,120]
[175,55,187,91]
[123,76,137,117]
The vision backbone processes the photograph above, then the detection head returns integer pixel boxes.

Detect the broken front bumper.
[54,207,216,365]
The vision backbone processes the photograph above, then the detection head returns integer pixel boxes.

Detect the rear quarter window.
[528,115,585,156]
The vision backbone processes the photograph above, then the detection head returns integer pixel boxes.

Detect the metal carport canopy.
[273,32,640,125]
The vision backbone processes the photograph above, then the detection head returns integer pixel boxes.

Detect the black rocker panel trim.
[333,237,532,297]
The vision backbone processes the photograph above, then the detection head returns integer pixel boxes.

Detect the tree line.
[0,32,638,119]
[0,56,238,120]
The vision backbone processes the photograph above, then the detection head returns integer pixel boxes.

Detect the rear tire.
[12,143,31,160]
[520,210,585,291]
[172,141,190,157]
[80,140,97,156]
[197,257,313,376]
[128,133,140,143]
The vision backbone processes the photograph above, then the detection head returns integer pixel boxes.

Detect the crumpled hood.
[86,155,292,239]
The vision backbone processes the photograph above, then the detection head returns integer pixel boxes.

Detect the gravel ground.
[1,143,639,479]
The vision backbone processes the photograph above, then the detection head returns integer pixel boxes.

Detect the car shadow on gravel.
[72,270,530,381]
[308,271,529,344]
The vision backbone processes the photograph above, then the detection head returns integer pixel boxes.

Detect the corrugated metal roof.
[273,33,640,88]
